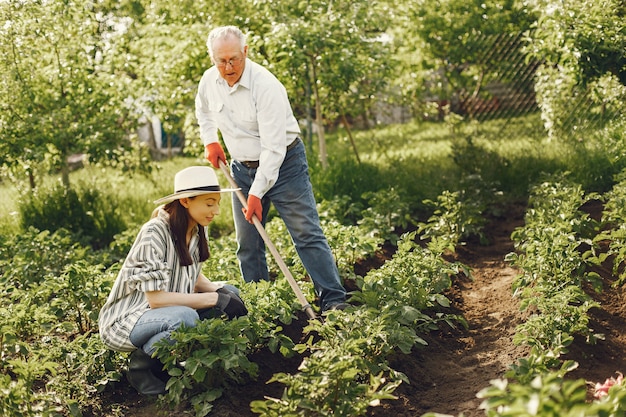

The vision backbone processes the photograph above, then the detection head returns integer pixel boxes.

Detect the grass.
[1,113,624,240]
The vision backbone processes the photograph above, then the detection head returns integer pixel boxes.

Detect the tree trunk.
[310,59,328,169]
[304,70,314,150]
[341,113,361,164]
[61,162,70,189]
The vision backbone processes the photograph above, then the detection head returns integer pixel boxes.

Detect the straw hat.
[153,166,238,205]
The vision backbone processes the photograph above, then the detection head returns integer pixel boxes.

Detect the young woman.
[98,166,247,395]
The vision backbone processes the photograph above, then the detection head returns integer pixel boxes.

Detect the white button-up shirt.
[195,59,301,198]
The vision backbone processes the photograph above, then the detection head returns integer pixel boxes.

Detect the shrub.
[18,183,126,249]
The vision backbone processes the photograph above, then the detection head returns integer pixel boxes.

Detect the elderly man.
[195,25,348,313]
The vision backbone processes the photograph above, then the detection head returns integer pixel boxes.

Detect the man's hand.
[205,142,226,168]
[243,194,262,223]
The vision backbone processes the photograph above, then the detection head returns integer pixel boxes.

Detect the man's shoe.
[127,349,167,395]
[323,302,350,313]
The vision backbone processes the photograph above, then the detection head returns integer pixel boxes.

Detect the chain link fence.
[451,31,625,140]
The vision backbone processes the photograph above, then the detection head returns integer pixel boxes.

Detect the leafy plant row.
[0,181,483,416]
[430,173,626,417]
[249,232,469,416]
[151,185,483,416]
[588,169,626,287]
[244,183,491,416]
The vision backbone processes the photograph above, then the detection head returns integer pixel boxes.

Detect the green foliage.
[148,279,305,415]
[311,156,387,204]
[527,0,626,140]
[352,231,468,334]
[477,372,589,417]
[240,280,301,355]
[589,168,626,286]
[507,174,600,294]
[251,309,406,417]
[405,0,535,112]
[486,173,618,417]
[260,0,395,138]
[252,345,401,417]
[322,218,383,279]
[154,318,258,417]
[514,285,601,351]
[418,183,489,253]
[203,232,241,282]
[358,188,414,245]
[0,227,92,290]
[0,0,138,188]
[19,183,127,249]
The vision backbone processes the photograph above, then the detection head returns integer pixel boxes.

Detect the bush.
[18,183,126,249]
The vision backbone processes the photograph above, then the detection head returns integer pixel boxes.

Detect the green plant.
[588,168,626,286]
[322,218,383,279]
[48,260,113,334]
[154,318,258,417]
[353,232,468,334]
[0,227,92,289]
[358,187,414,245]
[251,343,401,417]
[251,309,407,417]
[18,184,124,249]
[477,371,589,417]
[240,279,301,356]
[418,187,488,253]
[0,359,61,416]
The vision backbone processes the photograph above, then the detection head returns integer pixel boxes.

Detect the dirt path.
[368,204,529,417]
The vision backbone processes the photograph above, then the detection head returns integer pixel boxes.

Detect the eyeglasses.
[215,56,244,68]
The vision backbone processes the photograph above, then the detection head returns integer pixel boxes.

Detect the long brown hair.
[161,199,210,266]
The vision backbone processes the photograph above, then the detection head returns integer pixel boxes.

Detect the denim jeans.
[129,286,240,355]
[129,305,198,356]
[231,139,346,310]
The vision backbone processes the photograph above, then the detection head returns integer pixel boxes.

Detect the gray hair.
[206,26,247,60]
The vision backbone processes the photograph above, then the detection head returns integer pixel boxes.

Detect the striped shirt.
[98,209,202,351]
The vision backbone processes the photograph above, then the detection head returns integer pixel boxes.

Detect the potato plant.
[589,168,626,286]
[445,174,622,417]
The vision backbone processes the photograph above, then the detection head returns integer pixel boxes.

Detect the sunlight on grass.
[1,114,624,240]
[0,181,21,235]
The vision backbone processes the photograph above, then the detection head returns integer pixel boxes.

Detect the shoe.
[127,349,167,395]
[322,302,350,313]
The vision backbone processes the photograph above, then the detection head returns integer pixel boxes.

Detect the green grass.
[0,157,237,240]
[0,180,21,235]
[1,114,624,240]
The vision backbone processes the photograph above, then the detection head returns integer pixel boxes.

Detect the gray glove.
[217,287,245,304]
[215,291,248,319]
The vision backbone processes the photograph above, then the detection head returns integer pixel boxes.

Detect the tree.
[525,0,626,139]
[253,0,396,168]
[0,0,137,190]
[399,0,536,117]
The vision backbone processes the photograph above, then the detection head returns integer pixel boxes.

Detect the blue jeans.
[231,139,346,310]
[129,305,198,356]
[129,286,240,355]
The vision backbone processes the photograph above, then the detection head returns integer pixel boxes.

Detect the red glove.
[205,142,226,168]
[243,195,262,223]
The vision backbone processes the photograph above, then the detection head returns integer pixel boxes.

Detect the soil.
[100,201,626,417]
